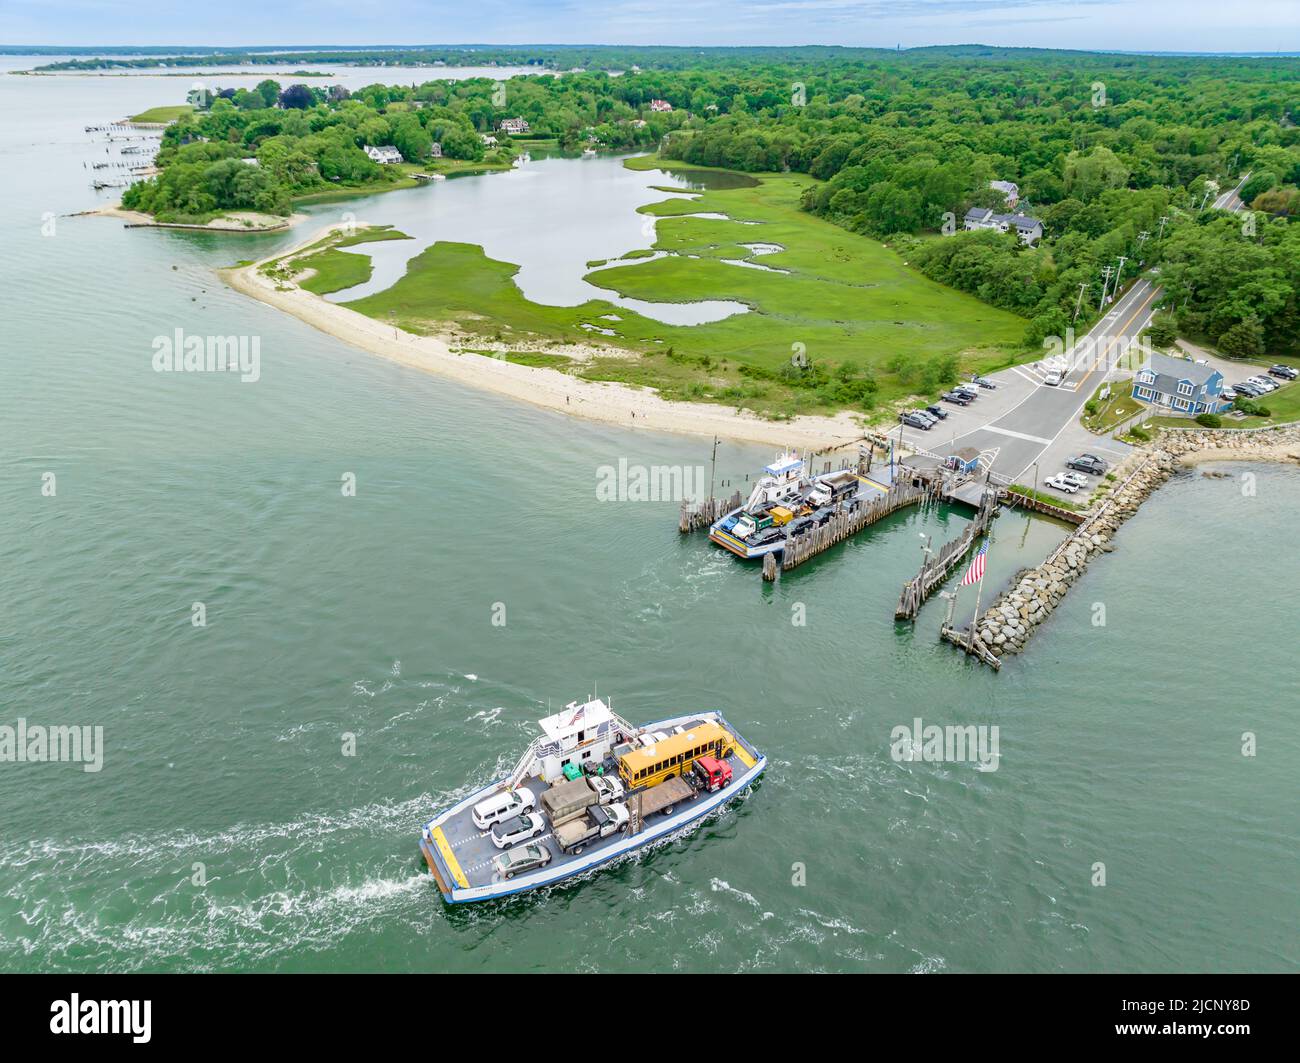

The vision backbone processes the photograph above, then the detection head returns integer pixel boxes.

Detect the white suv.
[490,812,547,850]
[472,787,536,831]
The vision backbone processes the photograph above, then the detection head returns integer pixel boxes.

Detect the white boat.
[418,697,765,903]
[708,451,892,559]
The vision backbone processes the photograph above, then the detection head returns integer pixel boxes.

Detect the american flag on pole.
[959,540,988,587]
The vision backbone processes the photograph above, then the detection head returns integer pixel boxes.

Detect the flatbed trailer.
[636,776,696,819]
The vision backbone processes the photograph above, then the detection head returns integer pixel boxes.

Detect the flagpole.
[972,517,987,649]
[968,538,987,652]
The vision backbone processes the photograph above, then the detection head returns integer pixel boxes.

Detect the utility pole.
[1100,265,1116,305]
[1072,281,1089,323]
[1113,256,1128,298]
[708,435,720,506]
[1158,214,1169,241]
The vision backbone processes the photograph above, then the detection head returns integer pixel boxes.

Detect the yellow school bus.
[617,721,734,790]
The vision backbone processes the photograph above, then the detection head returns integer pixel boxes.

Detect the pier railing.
[895,487,999,620]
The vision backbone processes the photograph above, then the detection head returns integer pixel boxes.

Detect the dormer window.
[1178,381,1193,396]
[1138,370,1155,384]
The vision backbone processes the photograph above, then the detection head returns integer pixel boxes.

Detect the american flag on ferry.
[959,540,988,587]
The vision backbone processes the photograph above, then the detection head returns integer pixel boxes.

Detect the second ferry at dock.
[708,450,894,559]
[419,697,765,903]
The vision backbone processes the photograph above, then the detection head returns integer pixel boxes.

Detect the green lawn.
[291,226,413,295]
[128,105,193,124]
[1081,380,1145,433]
[273,158,1033,417]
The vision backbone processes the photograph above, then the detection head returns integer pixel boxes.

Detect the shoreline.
[86,202,306,233]
[220,222,868,450]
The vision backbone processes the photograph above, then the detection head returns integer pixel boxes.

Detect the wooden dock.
[939,623,1002,670]
[895,486,999,620]
[1002,488,1086,525]
[679,491,742,533]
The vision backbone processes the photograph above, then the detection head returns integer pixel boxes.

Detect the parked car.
[1246,376,1277,391]
[925,404,949,420]
[1233,381,1262,397]
[490,812,547,850]
[1066,454,1107,476]
[970,375,997,390]
[942,390,973,406]
[913,409,939,426]
[1219,387,1238,402]
[1044,474,1079,494]
[493,842,553,880]
[1269,364,1297,380]
[899,412,932,430]
[1060,471,1090,489]
[472,787,536,831]
[954,383,980,397]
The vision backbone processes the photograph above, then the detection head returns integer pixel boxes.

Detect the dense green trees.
[125,48,1300,353]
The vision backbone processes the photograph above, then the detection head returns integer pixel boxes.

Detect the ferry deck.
[419,709,765,903]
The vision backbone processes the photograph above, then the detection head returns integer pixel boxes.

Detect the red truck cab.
[693,755,732,792]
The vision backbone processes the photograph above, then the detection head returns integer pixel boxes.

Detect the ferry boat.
[708,450,892,559]
[419,697,765,903]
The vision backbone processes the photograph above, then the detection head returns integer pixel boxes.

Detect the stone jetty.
[967,424,1300,661]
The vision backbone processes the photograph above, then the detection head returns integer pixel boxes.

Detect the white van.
[471,786,536,831]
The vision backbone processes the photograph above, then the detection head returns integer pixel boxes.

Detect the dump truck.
[554,801,630,855]
[539,775,624,827]
[540,777,600,827]
[769,505,795,527]
[808,470,858,508]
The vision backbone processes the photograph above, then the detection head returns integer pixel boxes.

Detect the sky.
[1,0,1299,54]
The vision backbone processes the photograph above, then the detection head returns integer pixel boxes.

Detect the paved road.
[888,173,1248,490]
[1213,172,1250,213]
[893,278,1162,481]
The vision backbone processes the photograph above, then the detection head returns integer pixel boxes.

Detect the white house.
[498,116,530,135]
[648,98,673,112]
[963,207,1043,245]
[364,145,403,165]
[989,180,1020,208]
[430,141,442,158]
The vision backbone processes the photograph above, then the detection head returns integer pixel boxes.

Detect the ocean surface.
[0,60,1296,973]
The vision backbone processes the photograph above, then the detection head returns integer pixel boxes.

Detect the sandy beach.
[220,222,869,450]
[89,202,305,232]
[1177,443,1300,467]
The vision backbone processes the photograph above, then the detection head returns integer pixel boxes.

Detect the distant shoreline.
[221,222,866,450]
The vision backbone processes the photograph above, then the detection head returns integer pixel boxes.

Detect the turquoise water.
[0,62,1296,973]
